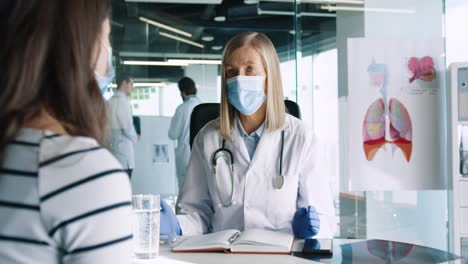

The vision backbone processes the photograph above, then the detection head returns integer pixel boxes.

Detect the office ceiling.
[111,0,337,82]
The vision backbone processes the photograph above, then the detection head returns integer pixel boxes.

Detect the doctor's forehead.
[225,46,263,67]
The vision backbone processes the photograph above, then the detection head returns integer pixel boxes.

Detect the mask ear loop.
[94,36,113,77]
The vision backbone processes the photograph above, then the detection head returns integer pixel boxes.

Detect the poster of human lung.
[347,38,445,191]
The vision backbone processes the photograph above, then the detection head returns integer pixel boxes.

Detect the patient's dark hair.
[0,0,111,163]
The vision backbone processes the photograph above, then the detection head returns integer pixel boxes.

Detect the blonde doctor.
[160,32,336,239]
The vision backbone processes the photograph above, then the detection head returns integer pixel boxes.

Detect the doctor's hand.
[292,205,320,239]
[160,199,182,236]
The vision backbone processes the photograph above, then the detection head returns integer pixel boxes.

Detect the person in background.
[107,72,138,178]
[0,1,132,263]
[168,77,201,191]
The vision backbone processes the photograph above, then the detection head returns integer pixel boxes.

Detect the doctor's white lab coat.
[176,114,336,238]
[168,95,201,190]
[107,90,138,169]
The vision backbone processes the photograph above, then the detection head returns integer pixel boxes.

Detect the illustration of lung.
[389,98,412,162]
[363,98,412,162]
[363,98,386,161]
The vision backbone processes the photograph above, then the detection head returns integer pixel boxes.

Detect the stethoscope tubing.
[212,130,285,207]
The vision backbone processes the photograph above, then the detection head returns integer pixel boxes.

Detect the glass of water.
[132,194,160,259]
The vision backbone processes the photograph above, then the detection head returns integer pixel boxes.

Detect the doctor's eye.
[246,66,256,74]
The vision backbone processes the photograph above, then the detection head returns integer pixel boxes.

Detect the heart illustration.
[408,56,436,83]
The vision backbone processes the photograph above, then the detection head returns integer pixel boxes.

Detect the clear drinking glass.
[132,194,160,259]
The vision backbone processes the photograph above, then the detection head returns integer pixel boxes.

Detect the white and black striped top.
[0,129,133,263]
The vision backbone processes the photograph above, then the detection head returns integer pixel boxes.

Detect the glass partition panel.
[297,0,451,253]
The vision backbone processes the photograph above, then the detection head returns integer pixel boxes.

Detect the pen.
[228,232,240,243]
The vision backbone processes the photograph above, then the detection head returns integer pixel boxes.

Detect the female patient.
[0,1,132,263]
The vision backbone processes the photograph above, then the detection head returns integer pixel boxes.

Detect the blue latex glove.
[292,205,320,238]
[160,199,182,236]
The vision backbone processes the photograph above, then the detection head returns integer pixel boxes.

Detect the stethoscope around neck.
[211,130,286,207]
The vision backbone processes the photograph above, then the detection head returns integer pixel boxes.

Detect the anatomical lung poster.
[347,38,445,191]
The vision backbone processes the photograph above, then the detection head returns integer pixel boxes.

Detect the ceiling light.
[214,16,226,22]
[244,0,258,4]
[133,83,167,87]
[139,16,192,38]
[320,5,415,14]
[168,59,221,65]
[159,31,205,49]
[123,60,188,66]
[109,82,166,88]
[201,35,215,42]
[211,45,223,51]
[304,0,363,4]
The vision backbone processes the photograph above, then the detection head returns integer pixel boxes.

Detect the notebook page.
[173,229,239,251]
[232,229,293,248]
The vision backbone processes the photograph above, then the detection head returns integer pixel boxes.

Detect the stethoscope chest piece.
[273,174,285,190]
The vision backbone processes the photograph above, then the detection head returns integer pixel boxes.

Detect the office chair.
[189,99,301,149]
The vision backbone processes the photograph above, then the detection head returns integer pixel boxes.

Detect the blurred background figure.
[108,71,138,178]
[168,77,201,191]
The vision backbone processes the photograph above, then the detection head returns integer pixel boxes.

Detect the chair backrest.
[189,103,220,149]
[284,99,301,120]
[189,100,301,148]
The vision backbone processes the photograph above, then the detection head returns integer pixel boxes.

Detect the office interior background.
[105,0,468,257]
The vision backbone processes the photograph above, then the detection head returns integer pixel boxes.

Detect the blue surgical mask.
[226,75,266,116]
[95,46,115,95]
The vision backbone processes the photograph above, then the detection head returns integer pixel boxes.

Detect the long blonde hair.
[220,32,285,141]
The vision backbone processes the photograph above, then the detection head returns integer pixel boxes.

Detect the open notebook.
[172,229,294,254]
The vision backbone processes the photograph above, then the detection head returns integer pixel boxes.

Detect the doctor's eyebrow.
[225,60,260,67]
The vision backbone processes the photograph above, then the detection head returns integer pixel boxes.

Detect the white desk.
[132,240,334,264]
[132,239,466,264]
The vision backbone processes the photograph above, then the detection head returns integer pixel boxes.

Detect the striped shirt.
[0,129,133,263]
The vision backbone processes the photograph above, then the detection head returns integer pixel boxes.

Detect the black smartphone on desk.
[304,238,333,256]
[291,239,333,260]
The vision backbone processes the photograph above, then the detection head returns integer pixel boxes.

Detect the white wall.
[365,0,443,38]
[446,0,468,65]
[184,64,220,103]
